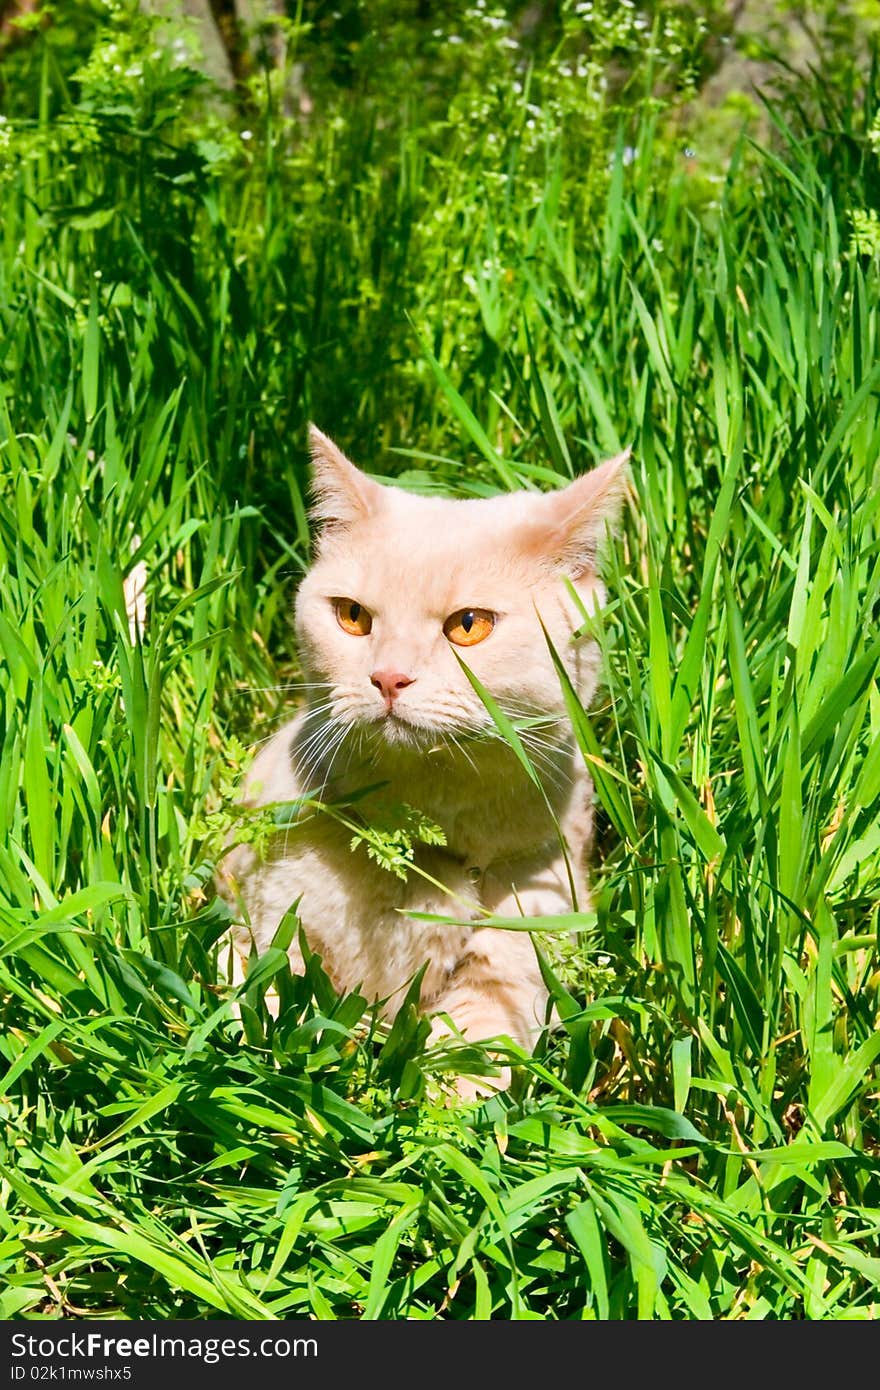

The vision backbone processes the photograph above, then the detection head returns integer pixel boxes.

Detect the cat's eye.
[335,598,373,636]
[443,608,496,647]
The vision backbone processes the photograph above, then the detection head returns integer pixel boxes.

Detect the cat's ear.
[533,449,631,576]
[308,425,384,528]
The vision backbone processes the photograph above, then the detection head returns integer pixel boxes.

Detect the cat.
[219,425,628,1094]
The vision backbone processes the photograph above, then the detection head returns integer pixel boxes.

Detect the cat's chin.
[368,714,446,751]
[359,711,483,754]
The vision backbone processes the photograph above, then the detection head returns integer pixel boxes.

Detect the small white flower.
[124,539,148,645]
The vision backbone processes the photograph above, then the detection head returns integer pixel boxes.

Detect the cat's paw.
[427,1016,512,1102]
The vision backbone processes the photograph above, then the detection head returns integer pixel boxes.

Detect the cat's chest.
[388,759,572,867]
[438,791,546,862]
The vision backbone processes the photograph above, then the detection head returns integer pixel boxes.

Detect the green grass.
[0,9,878,1320]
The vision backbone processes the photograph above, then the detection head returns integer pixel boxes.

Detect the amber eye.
[443,607,496,647]
[335,598,373,636]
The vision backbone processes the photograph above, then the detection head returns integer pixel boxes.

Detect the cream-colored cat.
[220,426,628,1090]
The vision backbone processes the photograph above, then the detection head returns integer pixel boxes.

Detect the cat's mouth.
[372,705,435,746]
[358,702,470,750]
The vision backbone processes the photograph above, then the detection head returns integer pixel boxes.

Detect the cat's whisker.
[496,700,564,719]
[529,751,574,782]
[294,730,345,789]
[297,699,341,719]
[291,723,333,771]
[245,698,341,756]
[517,722,571,752]
[281,715,347,850]
[299,701,344,725]
[469,718,573,791]
[443,728,479,773]
[234,680,335,697]
[498,708,567,734]
[519,731,572,759]
[308,716,351,775]
[515,721,568,740]
[290,714,348,788]
[517,739,574,792]
[509,717,571,745]
[314,720,355,802]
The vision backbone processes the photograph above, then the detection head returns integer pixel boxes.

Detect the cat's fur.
[220,426,628,1088]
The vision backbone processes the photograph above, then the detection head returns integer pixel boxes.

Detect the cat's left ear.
[535,450,631,576]
[308,425,385,530]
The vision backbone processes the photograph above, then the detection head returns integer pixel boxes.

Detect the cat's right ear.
[308,425,384,529]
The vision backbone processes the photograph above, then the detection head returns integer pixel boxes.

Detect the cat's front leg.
[426,925,548,1097]
[425,849,585,1097]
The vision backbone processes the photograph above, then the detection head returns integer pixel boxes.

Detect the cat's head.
[294,426,629,751]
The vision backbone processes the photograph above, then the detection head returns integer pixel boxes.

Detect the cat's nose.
[370,669,414,708]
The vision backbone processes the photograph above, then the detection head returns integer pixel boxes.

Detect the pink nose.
[370,670,414,705]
